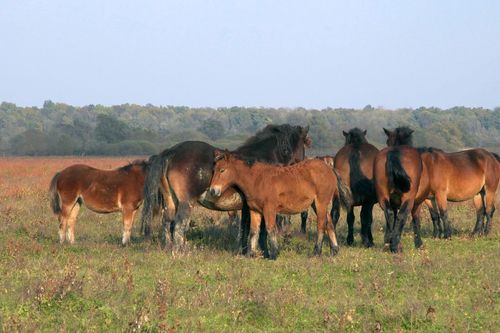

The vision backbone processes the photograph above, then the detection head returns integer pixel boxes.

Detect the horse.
[418,148,499,237]
[299,155,335,234]
[208,150,352,259]
[330,128,379,247]
[373,127,428,252]
[140,124,311,254]
[49,160,159,245]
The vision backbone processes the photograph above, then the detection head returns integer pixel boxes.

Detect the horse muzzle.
[209,186,222,197]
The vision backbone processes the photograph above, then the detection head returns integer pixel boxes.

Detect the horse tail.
[49,172,62,214]
[386,150,411,193]
[333,168,353,210]
[141,150,174,236]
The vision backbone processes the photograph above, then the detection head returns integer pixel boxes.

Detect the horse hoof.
[330,246,339,256]
[390,243,402,253]
[414,238,423,249]
[313,245,322,256]
[383,244,390,252]
[346,236,354,246]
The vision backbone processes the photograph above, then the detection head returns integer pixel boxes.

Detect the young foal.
[49,160,153,245]
[209,150,352,259]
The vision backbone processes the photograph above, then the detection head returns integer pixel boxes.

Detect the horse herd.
[49,124,499,259]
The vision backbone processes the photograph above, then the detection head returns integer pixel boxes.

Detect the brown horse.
[418,148,499,237]
[49,160,157,245]
[208,150,352,259]
[332,128,379,247]
[374,127,427,252]
[141,124,311,254]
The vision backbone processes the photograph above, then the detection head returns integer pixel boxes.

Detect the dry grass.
[0,157,499,332]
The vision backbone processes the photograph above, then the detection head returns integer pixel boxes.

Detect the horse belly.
[446,180,484,202]
[81,185,121,213]
[276,195,313,215]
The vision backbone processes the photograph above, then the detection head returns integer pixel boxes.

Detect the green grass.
[0,193,499,332]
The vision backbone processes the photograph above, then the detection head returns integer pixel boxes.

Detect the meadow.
[0,157,498,332]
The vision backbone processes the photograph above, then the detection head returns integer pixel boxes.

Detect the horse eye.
[220,169,225,173]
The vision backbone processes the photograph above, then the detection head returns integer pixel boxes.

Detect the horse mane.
[393,126,414,146]
[118,159,148,172]
[345,128,368,146]
[234,124,302,163]
[491,152,500,162]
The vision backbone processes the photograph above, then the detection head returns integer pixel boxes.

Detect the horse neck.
[228,161,267,197]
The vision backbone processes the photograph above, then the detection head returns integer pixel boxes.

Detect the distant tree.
[9,129,49,155]
[95,114,130,143]
[199,119,225,140]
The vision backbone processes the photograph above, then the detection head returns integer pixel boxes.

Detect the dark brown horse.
[418,148,499,237]
[208,150,352,259]
[140,124,311,253]
[374,127,427,252]
[49,160,157,245]
[331,128,379,247]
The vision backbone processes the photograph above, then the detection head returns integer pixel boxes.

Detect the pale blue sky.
[1,1,499,109]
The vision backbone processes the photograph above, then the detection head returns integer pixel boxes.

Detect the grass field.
[0,157,499,332]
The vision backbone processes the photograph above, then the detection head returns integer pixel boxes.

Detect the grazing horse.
[373,127,427,252]
[331,128,379,247]
[208,150,352,259]
[140,124,311,253]
[49,160,156,245]
[418,148,499,237]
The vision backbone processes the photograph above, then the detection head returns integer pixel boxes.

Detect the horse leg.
[435,193,452,239]
[264,210,279,260]
[161,196,177,250]
[483,190,496,235]
[248,210,262,258]
[311,201,326,256]
[121,207,137,245]
[258,219,269,259]
[331,197,340,231]
[240,202,250,255]
[412,205,423,249]
[300,210,308,234]
[325,204,340,256]
[360,203,374,248]
[66,203,80,244]
[381,200,395,250]
[172,202,192,253]
[472,192,486,235]
[58,205,71,243]
[346,208,355,246]
[276,215,283,233]
[390,200,413,253]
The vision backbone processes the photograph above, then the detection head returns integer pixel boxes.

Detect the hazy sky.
[1,1,499,109]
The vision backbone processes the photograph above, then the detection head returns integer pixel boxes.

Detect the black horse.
[141,124,311,254]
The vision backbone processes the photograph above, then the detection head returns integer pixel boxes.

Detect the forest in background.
[1,101,498,156]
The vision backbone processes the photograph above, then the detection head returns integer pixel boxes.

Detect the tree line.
[0,101,498,156]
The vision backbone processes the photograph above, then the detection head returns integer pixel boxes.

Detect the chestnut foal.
[208,150,351,259]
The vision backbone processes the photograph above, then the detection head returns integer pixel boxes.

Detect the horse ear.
[383,128,391,137]
[224,149,231,160]
[214,149,225,162]
[363,130,367,135]
[342,130,348,137]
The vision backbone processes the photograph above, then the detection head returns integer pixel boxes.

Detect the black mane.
[345,128,368,146]
[233,124,303,164]
[492,152,500,162]
[118,159,148,172]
